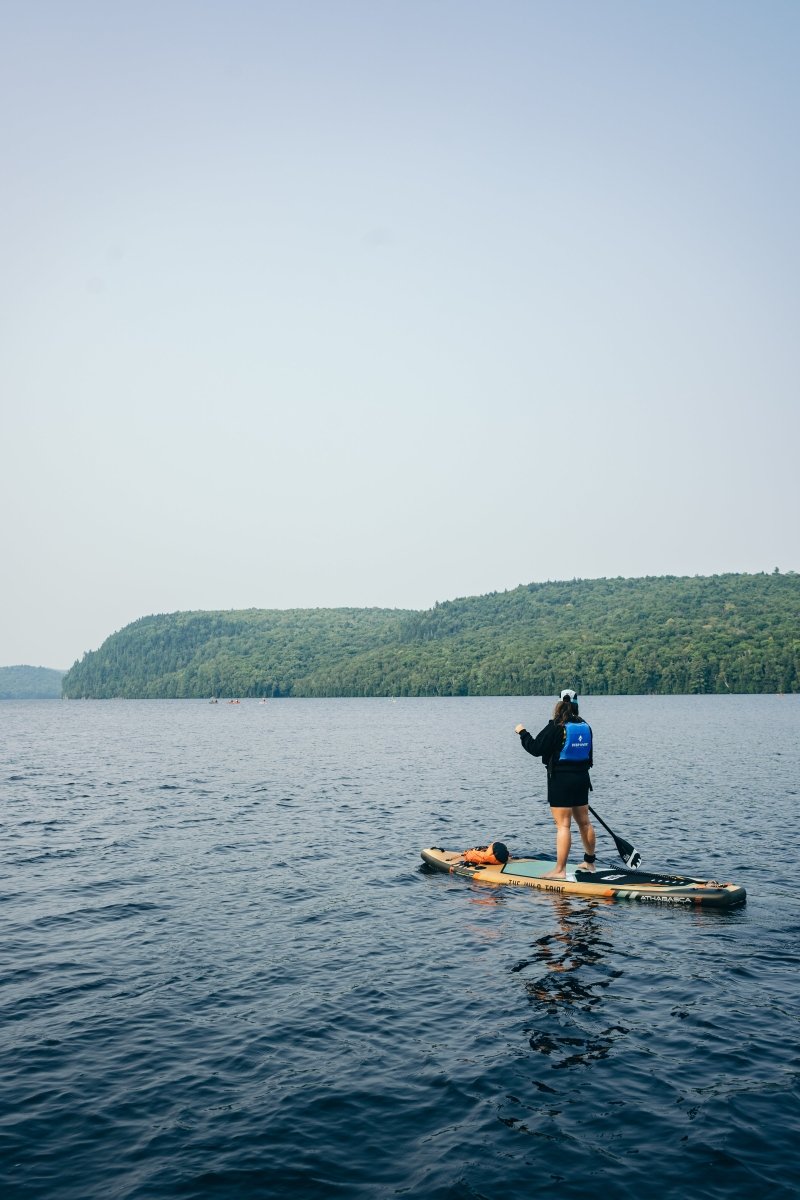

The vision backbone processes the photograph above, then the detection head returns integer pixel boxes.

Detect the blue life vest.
[559,721,592,763]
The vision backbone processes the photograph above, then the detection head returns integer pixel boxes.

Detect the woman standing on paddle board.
[515,689,596,879]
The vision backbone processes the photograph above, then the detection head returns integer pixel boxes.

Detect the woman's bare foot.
[578,862,596,872]
[542,868,567,879]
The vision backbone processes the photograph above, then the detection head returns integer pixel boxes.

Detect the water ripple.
[0,696,798,1200]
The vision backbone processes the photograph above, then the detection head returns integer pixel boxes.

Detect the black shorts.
[547,771,590,809]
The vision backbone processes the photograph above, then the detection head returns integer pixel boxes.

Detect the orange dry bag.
[462,841,509,866]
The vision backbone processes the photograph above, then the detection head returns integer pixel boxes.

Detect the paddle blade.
[609,827,642,867]
[621,844,642,868]
[586,805,643,868]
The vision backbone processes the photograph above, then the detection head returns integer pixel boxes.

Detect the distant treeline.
[0,665,65,699]
[60,573,799,699]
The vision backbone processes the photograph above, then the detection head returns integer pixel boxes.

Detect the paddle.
[588,805,642,868]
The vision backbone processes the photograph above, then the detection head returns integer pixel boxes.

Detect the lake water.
[1,695,798,1199]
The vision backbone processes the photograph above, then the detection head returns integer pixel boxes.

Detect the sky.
[2,0,798,669]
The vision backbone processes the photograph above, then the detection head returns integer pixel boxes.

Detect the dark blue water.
[1,696,798,1199]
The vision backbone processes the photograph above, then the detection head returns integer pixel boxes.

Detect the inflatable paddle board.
[420,847,746,908]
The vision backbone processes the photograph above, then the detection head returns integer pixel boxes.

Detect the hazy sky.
[2,0,798,669]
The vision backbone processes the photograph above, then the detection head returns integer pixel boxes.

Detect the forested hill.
[61,573,799,698]
[0,666,66,699]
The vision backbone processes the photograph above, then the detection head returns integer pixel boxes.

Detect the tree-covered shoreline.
[61,573,799,699]
[0,666,66,699]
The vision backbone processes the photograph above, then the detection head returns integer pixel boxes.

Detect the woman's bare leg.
[573,805,596,870]
[543,807,572,878]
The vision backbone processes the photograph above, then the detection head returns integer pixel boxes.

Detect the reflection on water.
[515,897,628,1069]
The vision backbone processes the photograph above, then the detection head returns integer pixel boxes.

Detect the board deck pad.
[573,867,707,886]
[506,862,705,887]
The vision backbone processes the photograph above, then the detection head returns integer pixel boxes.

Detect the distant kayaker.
[514,689,596,879]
